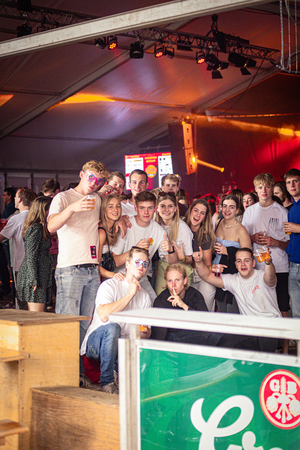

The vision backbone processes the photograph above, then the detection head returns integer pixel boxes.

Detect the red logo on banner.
[260,370,300,429]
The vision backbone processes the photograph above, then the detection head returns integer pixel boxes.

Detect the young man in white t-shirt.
[193,247,281,352]
[112,191,177,303]
[121,169,148,217]
[80,247,151,394]
[242,173,289,350]
[48,160,109,356]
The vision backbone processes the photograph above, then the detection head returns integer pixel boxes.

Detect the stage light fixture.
[247,58,257,68]
[107,36,118,50]
[165,46,174,59]
[205,53,220,70]
[228,52,247,67]
[17,22,32,37]
[176,37,193,51]
[154,44,165,58]
[95,38,106,49]
[228,52,256,75]
[196,51,205,64]
[241,66,251,75]
[130,41,144,59]
[212,70,223,79]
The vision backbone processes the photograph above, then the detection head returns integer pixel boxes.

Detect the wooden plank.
[19,322,80,450]
[0,324,20,351]
[0,310,90,326]
[31,387,120,450]
[0,421,29,438]
[0,349,29,363]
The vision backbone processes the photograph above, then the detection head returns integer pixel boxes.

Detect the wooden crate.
[31,386,120,450]
[0,310,87,450]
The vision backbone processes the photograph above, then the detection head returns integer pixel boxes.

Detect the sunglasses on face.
[132,257,149,269]
[86,171,104,186]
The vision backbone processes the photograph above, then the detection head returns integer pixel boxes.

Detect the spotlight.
[228,52,247,67]
[176,37,193,51]
[196,51,205,64]
[212,70,223,79]
[247,58,257,68]
[130,41,144,59]
[228,52,256,75]
[154,44,165,58]
[95,38,106,49]
[205,53,220,70]
[240,67,251,75]
[17,22,32,37]
[107,36,118,50]
[165,46,174,59]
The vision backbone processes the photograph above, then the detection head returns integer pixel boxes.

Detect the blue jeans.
[55,265,100,346]
[289,262,300,318]
[85,323,121,386]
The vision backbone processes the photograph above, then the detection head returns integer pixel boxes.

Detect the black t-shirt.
[192,231,211,252]
[151,287,208,341]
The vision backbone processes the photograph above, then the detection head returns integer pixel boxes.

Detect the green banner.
[140,348,300,450]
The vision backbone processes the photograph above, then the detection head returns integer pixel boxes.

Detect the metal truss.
[0,1,97,31]
[118,27,279,61]
[0,2,279,60]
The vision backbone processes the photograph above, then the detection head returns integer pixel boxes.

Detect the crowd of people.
[0,160,299,395]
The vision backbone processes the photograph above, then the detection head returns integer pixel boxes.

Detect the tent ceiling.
[0,0,299,174]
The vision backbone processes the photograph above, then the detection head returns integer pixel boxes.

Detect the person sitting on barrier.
[150,263,262,351]
[193,246,282,352]
[80,247,152,394]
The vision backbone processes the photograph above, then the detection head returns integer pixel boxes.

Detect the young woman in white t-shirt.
[154,192,193,295]
[185,198,217,311]
[98,194,125,281]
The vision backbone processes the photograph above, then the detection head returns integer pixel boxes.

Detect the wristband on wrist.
[168,246,175,254]
[265,259,272,265]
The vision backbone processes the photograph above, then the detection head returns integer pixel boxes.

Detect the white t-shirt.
[112,216,167,280]
[222,270,281,318]
[160,219,193,261]
[1,210,29,271]
[121,200,136,217]
[242,202,289,272]
[80,277,151,355]
[48,189,101,268]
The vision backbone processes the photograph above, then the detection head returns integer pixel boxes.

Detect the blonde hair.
[164,264,189,290]
[185,199,216,250]
[161,174,181,186]
[82,160,109,179]
[154,193,179,243]
[126,247,149,262]
[100,194,122,246]
[23,196,51,240]
[253,173,275,187]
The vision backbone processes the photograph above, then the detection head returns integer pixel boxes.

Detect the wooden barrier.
[0,420,29,447]
[31,386,120,450]
[0,310,87,450]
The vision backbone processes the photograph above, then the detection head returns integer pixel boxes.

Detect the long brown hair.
[100,194,122,246]
[185,198,215,250]
[154,192,179,243]
[23,196,52,240]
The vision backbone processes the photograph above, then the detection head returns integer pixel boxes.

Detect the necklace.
[224,220,239,229]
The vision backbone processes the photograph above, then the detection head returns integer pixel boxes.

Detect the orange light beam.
[196,159,224,172]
